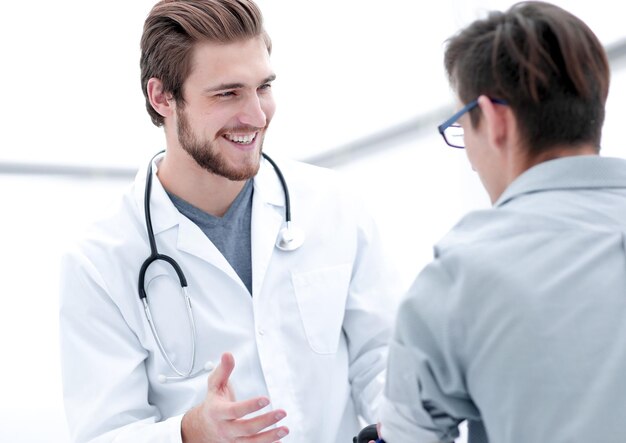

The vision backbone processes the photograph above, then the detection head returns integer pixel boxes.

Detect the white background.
[0,1,624,441]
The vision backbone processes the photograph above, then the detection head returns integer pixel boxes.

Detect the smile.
[224,132,257,145]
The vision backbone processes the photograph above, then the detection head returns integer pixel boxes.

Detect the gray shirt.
[380,155,626,443]
[168,180,253,294]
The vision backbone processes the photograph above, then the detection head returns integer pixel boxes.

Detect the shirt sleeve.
[342,197,402,423]
[379,259,480,443]
[59,248,184,443]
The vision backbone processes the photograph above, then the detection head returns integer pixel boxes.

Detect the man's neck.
[489,142,599,204]
[530,143,599,165]
[157,150,247,218]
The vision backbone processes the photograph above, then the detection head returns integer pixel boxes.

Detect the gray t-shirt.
[167,180,253,295]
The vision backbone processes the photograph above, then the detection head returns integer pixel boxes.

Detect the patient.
[375,2,626,442]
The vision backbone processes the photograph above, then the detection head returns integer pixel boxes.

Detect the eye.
[216,91,236,98]
[258,83,272,92]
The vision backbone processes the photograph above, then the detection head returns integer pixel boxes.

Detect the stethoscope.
[138,151,305,383]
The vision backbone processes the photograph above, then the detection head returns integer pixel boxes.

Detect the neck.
[157,149,246,217]
[528,143,599,166]
[489,142,599,204]
[513,143,599,182]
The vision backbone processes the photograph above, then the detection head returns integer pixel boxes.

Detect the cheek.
[464,146,479,172]
[463,132,485,172]
[262,96,276,121]
[465,150,477,171]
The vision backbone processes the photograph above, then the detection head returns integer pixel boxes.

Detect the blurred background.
[1,1,624,441]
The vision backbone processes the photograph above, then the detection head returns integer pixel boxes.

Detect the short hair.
[444,1,609,154]
[140,0,272,127]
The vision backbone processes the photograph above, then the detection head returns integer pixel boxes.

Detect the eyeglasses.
[437,98,507,148]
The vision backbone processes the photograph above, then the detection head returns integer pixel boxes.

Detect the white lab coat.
[59,154,399,443]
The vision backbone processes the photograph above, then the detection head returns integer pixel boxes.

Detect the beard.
[176,106,265,181]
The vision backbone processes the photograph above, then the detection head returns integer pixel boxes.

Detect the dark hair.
[444,1,609,153]
[140,0,271,127]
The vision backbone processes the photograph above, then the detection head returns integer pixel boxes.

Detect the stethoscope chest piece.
[276,221,305,251]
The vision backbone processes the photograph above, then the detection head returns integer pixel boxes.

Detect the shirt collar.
[495,155,626,207]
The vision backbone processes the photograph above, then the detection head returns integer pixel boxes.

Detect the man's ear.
[477,95,516,152]
[147,78,175,119]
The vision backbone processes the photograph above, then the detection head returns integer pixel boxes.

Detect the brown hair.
[140,0,271,127]
[444,1,609,153]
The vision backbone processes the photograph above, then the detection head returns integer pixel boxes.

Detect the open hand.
[182,353,289,442]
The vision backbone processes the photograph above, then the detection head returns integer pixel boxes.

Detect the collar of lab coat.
[133,152,286,237]
[132,153,286,294]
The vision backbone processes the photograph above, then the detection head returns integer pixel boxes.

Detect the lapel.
[133,154,244,287]
[251,157,286,297]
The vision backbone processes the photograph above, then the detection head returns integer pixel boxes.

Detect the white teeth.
[226,133,256,144]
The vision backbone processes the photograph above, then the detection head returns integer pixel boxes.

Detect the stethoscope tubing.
[138,150,298,382]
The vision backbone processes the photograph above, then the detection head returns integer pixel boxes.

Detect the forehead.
[186,37,273,86]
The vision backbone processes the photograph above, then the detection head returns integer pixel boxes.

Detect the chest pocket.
[291,263,352,354]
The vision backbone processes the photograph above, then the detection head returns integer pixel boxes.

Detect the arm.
[378,261,478,443]
[342,200,401,423]
[60,249,174,442]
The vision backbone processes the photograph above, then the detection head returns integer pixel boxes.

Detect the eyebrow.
[203,74,276,93]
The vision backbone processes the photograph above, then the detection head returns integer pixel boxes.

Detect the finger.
[207,352,235,392]
[232,408,287,435]
[235,425,289,443]
[222,396,272,420]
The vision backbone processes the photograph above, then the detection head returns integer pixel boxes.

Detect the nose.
[239,93,268,128]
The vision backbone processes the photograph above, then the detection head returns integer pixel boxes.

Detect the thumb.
[207,352,235,393]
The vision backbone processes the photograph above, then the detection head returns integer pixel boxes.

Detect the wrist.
[181,405,203,443]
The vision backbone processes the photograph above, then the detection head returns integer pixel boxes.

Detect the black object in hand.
[353,424,380,443]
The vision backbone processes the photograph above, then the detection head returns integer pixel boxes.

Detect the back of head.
[444,1,609,154]
[140,0,271,127]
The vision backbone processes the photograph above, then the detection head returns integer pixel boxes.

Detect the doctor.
[59,1,398,442]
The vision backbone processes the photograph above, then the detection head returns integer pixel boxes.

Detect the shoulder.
[433,205,567,259]
[435,209,514,256]
[407,209,531,312]
[62,181,144,272]
[261,156,383,250]
[268,157,342,188]
[264,156,361,210]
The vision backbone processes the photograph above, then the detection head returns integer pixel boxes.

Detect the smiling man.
[59,1,398,442]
